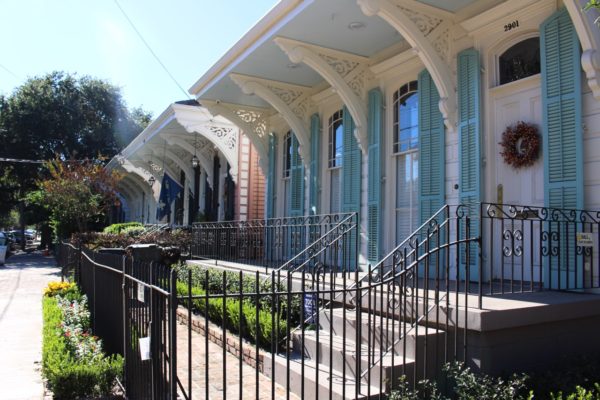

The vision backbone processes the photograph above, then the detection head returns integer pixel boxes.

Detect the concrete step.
[317,308,445,360]
[264,351,384,400]
[291,330,417,389]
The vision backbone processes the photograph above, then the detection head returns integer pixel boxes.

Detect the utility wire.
[0,63,21,80]
[113,0,191,99]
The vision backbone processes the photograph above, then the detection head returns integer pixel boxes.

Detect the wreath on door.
[499,121,541,169]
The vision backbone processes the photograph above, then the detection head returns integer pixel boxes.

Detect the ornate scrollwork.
[502,229,523,257]
[318,54,360,78]
[396,5,443,36]
[541,230,560,257]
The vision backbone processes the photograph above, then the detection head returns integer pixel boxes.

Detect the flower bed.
[42,282,123,399]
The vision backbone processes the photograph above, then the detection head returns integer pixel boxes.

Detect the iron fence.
[480,202,600,294]
[190,213,357,269]
[57,244,178,399]
[176,206,477,400]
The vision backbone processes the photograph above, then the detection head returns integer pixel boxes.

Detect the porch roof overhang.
[188,0,494,145]
[109,101,241,186]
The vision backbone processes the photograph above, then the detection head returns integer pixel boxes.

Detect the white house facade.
[182,0,600,282]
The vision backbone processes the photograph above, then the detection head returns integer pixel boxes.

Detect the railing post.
[169,268,178,400]
[479,203,484,309]
[121,255,128,393]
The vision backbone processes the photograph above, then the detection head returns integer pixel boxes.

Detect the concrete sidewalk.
[0,252,59,400]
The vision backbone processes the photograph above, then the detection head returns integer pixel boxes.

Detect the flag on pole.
[156,173,183,221]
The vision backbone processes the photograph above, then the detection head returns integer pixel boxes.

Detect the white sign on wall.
[577,232,595,248]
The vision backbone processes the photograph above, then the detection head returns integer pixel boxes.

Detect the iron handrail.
[273,212,358,275]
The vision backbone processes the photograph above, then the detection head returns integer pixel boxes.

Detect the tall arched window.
[393,81,419,244]
[499,37,541,85]
[328,110,343,213]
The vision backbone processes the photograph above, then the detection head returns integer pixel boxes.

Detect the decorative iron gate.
[58,244,178,399]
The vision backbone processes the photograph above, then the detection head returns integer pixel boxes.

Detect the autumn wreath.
[499,121,541,169]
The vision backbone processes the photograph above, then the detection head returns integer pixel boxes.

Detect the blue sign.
[303,294,317,324]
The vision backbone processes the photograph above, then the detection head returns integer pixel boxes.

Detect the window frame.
[282,130,292,179]
[498,36,541,86]
[392,80,419,156]
[328,109,344,169]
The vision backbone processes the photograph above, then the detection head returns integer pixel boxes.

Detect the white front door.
[492,76,544,207]
[490,75,544,283]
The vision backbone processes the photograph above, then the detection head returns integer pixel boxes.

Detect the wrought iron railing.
[190,213,356,269]
[175,206,479,399]
[480,202,600,293]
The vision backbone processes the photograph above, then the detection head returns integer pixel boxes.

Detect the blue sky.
[0,0,277,117]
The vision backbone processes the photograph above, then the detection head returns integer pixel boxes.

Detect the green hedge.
[102,221,143,234]
[172,263,301,325]
[176,280,288,351]
[42,295,123,398]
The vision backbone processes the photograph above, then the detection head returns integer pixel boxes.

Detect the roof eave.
[188,0,311,98]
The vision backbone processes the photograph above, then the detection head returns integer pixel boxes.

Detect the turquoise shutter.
[266,134,277,219]
[289,132,305,217]
[541,8,583,211]
[418,69,445,224]
[541,8,583,289]
[342,107,361,214]
[367,88,383,263]
[309,114,321,216]
[342,107,361,270]
[457,48,481,279]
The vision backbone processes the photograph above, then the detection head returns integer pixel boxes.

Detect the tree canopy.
[0,71,151,225]
[29,157,122,238]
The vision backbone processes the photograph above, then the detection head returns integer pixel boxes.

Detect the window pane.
[499,37,540,85]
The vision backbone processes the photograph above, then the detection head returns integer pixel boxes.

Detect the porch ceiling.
[191,0,497,108]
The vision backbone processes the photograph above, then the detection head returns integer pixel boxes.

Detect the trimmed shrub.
[176,276,290,352]
[42,284,123,399]
[103,222,143,234]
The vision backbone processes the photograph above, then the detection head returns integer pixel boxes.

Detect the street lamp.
[191,132,199,168]
[148,175,156,187]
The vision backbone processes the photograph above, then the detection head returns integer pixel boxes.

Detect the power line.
[113,0,191,99]
[0,63,21,80]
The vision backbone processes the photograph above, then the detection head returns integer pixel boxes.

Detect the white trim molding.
[202,100,271,174]
[230,73,313,164]
[565,0,600,100]
[274,37,370,154]
[358,0,457,132]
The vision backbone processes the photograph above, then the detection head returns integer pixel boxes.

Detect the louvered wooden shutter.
[457,48,482,279]
[289,132,305,217]
[342,107,361,270]
[309,114,321,216]
[367,88,383,263]
[541,8,583,211]
[342,107,361,214]
[541,8,583,289]
[266,134,277,219]
[418,69,445,224]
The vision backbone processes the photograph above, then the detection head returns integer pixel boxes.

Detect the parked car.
[0,232,8,265]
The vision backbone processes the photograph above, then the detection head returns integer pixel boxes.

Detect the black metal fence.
[58,244,178,399]
[55,202,600,400]
[176,206,477,400]
[480,203,600,294]
[190,213,357,270]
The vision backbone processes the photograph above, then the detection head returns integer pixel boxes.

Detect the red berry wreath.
[498,121,541,169]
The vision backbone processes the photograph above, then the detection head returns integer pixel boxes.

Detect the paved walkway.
[176,319,300,400]
[0,252,59,400]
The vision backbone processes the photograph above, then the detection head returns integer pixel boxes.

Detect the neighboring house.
[108,100,265,225]
[110,1,600,397]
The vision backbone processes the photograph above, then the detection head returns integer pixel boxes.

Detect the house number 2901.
[504,20,519,31]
